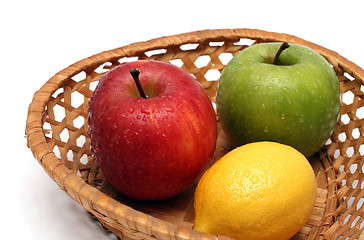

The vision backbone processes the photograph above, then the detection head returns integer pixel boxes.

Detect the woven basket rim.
[26,28,364,240]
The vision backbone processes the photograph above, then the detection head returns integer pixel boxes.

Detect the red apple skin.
[88,60,217,200]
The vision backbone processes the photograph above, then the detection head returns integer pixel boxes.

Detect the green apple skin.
[217,43,341,157]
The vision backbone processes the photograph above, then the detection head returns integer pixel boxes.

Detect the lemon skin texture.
[194,141,317,240]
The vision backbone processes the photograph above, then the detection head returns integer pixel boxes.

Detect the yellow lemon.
[194,141,317,240]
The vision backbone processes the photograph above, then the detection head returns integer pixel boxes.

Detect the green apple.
[217,42,340,157]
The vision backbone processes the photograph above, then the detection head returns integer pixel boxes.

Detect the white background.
[2,0,364,239]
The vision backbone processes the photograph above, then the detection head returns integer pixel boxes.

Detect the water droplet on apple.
[261,104,266,110]
[299,118,304,123]
[281,114,285,120]
[111,124,117,131]
[165,107,175,113]
[120,114,127,119]
[107,116,112,121]
[142,108,154,115]
[264,126,269,133]
[256,76,261,81]
[128,108,135,114]
[254,86,259,91]
[282,87,289,92]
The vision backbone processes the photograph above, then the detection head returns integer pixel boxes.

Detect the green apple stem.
[130,68,147,98]
[273,42,290,65]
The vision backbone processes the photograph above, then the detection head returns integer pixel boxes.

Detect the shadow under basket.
[26,29,364,240]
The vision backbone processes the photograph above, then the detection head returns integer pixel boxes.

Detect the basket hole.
[67,150,74,161]
[350,164,358,174]
[211,102,217,110]
[169,59,183,67]
[325,138,332,146]
[76,135,86,148]
[344,72,355,81]
[345,196,355,208]
[352,128,360,139]
[71,71,86,82]
[53,104,66,123]
[195,55,211,68]
[342,91,355,105]
[52,88,64,98]
[144,49,167,58]
[60,128,69,143]
[346,146,354,157]
[351,216,361,229]
[118,56,138,64]
[190,73,197,80]
[219,53,233,65]
[338,132,347,142]
[209,41,224,46]
[94,62,112,74]
[360,145,364,156]
[234,38,255,46]
[43,121,52,138]
[89,81,99,92]
[352,179,359,188]
[341,114,350,125]
[180,43,199,51]
[73,115,85,129]
[71,91,85,109]
[334,149,341,159]
[343,214,352,225]
[54,145,61,159]
[357,198,364,210]
[356,106,364,119]
[204,69,220,82]
[80,154,88,165]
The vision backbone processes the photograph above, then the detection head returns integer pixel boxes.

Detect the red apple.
[87,60,217,200]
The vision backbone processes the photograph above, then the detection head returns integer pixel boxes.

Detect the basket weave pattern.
[26,29,364,240]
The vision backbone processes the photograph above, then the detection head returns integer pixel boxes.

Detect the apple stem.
[273,42,290,65]
[130,68,147,98]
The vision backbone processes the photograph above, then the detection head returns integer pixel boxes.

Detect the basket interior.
[39,34,364,239]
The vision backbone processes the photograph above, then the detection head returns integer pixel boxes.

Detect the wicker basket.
[26,29,364,240]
